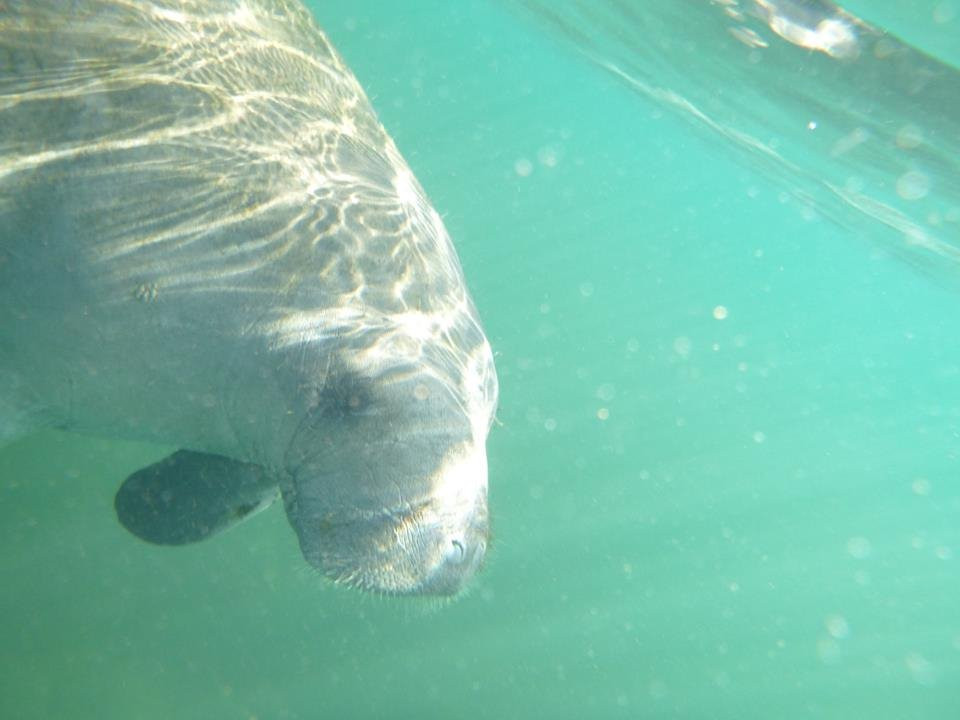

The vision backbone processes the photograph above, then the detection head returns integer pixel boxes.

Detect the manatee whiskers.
[295,493,487,596]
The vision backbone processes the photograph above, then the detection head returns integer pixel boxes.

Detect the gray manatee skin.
[0,0,498,596]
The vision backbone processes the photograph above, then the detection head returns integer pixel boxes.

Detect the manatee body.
[0,0,498,596]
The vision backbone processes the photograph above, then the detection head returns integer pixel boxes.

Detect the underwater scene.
[1,1,959,718]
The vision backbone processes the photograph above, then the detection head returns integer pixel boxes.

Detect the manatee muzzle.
[282,439,490,596]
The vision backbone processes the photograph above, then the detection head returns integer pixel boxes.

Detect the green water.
[2,1,959,718]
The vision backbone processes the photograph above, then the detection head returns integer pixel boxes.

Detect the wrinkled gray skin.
[0,0,498,596]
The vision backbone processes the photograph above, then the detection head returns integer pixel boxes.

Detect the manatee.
[0,0,498,596]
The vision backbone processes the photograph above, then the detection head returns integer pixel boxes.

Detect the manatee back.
[0,1,490,450]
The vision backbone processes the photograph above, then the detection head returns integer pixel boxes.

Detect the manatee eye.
[308,372,376,421]
[450,539,465,563]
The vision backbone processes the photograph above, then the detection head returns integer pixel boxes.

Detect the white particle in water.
[752,431,766,444]
[817,637,841,664]
[844,175,864,194]
[713,305,729,320]
[537,146,559,168]
[834,127,870,157]
[896,170,931,200]
[514,157,533,177]
[673,336,692,358]
[596,408,610,421]
[825,615,850,639]
[413,383,430,401]
[896,124,924,149]
[934,2,956,24]
[911,477,931,496]
[846,536,872,559]
[905,652,937,685]
[596,383,616,401]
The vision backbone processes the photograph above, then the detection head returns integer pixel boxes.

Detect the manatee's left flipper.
[115,450,278,546]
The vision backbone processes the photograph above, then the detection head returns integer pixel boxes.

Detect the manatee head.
[281,327,497,597]
[253,65,499,596]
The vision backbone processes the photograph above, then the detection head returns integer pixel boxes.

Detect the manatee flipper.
[115,450,278,546]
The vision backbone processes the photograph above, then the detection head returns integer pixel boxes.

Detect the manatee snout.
[417,496,488,596]
[285,471,488,596]
[283,368,493,595]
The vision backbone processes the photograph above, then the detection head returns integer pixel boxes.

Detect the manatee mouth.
[279,369,493,596]
[284,495,489,597]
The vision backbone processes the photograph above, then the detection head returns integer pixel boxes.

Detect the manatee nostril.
[413,533,487,596]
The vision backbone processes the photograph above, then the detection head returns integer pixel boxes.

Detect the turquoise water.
[2,1,959,718]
